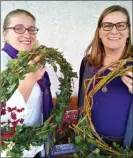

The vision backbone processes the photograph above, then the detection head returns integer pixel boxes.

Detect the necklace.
[101,64,118,93]
[102,85,108,93]
[101,69,108,93]
[95,63,119,93]
[93,67,109,93]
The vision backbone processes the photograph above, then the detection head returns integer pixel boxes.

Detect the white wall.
[1,1,132,97]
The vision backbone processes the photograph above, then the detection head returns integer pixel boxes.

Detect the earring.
[126,38,129,43]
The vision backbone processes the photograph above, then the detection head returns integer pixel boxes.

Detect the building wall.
[1,1,132,97]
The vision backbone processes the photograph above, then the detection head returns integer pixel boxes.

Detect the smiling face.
[99,11,129,52]
[3,13,37,51]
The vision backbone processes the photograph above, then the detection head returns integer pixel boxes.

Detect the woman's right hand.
[24,54,46,83]
[18,54,46,102]
[24,65,46,84]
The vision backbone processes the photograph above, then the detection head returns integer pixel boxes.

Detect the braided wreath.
[71,57,133,158]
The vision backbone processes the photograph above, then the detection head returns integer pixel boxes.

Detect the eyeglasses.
[4,25,39,35]
[100,22,129,31]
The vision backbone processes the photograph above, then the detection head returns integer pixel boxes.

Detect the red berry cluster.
[1,103,25,127]
[1,127,16,139]
[63,110,78,125]
[57,127,63,133]
[1,103,25,145]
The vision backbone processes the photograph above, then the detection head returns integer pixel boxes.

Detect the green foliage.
[1,45,77,157]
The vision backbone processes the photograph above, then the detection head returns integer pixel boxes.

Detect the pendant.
[102,86,107,92]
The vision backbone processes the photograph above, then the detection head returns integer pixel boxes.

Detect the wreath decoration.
[71,57,133,158]
[1,45,133,158]
[1,45,77,157]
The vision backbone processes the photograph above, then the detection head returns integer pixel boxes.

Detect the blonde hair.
[3,9,36,30]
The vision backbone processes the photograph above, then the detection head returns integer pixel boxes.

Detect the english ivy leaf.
[55,115,62,123]
[7,83,17,94]
[53,65,57,72]
[75,136,82,143]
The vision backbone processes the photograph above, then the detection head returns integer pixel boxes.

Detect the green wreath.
[1,45,77,157]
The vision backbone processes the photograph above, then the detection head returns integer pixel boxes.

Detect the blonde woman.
[1,9,53,157]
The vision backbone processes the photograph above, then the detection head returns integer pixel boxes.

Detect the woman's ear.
[99,29,101,39]
[2,30,7,42]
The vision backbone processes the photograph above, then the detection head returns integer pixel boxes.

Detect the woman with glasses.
[1,9,53,157]
[78,5,133,149]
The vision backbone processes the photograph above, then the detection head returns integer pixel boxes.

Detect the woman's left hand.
[122,71,133,94]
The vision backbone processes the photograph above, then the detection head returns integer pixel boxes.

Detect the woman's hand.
[18,54,46,102]
[122,71,133,94]
[25,54,46,83]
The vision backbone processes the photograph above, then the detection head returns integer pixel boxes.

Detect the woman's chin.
[20,46,32,51]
